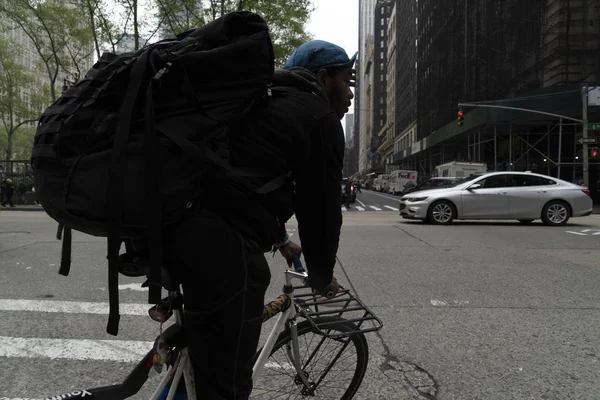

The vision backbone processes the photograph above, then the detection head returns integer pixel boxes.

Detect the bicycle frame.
[252,268,308,386]
[40,260,313,400]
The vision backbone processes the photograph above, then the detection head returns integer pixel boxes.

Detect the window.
[511,175,557,187]
[477,175,507,189]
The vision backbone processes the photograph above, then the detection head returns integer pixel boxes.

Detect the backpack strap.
[56,224,72,277]
[142,62,172,325]
[105,49,154,336]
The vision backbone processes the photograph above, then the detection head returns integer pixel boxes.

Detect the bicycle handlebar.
[291,254,305,274]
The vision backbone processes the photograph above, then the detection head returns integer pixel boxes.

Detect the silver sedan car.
[399,171,593,225]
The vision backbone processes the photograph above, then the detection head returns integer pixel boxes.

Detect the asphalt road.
[1,210,600,399]
[343,189,402,212]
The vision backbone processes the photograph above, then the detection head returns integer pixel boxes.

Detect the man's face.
[317,68,354,119]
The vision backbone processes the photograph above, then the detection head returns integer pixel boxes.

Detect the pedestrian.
[0,178,5,205]
[156,39,355,398]
[344,180,352,208]
[17,179,27,204]
[1,178,15,208]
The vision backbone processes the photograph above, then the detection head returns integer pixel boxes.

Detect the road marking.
[118,283,147,291]
[0,336,153,363]
[430,300,470,306]
[369,206,382,211]
[0,299,148,316]
[566,231,592,236]
[365,190,401,202]
[264,361,294,370]
[356,206,365,211]
[384,205,397,211]
[357,198,366,207]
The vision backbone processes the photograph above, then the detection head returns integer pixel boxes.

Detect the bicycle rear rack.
[294,287,383,339]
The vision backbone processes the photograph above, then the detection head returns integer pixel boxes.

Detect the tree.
[155,0,205,40]
[156,0,313,66]
[234,0,313,66]
[0,0,95,101]
[0,39,49,161]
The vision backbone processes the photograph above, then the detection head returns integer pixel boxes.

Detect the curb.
[1,206,45,212]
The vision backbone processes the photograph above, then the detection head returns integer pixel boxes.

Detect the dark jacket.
[203,68,344,290]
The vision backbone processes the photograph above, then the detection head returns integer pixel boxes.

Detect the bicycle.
[42,255,383,399]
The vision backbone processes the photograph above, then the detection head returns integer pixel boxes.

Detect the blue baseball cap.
[284,40,357,72]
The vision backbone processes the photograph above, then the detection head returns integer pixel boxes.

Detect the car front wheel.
[541,201,570,226]
[427,200,456,225]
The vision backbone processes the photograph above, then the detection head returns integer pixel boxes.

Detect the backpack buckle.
[152,62,172,82]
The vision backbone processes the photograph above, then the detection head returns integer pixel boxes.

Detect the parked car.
[400,177,460,196]
[341,183,357,204]
[398,171,593,225]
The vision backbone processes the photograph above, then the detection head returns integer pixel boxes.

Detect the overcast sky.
[306,0,358,136]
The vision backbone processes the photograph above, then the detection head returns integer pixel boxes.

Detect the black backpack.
[32,12,287,335]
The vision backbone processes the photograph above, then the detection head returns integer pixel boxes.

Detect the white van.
[373,174,391,192]
[435,161,487,178]
[388,170,418,195]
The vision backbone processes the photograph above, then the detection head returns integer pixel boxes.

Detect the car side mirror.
[468,183,482,190]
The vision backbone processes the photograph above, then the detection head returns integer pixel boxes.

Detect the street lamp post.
[582,85,589,187]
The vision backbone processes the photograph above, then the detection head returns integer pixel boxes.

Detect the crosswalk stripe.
[384,205,397,211]
[356,206,365,211]
[0,299,148,316]
[0,336,152,362]
[369,206,382,211]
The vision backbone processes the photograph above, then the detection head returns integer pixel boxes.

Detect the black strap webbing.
[31,145,57,159]
[105,50,151,336]
[144,70,165,311]
[157,124,289,195]
[59,227,72,276]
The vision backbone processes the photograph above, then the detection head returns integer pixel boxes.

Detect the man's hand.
[315,276,340,298]
[278,241,302,267]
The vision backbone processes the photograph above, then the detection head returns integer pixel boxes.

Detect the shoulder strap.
[105,49,154,336]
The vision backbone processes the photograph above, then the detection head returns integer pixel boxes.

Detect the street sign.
[589,123,600,131]
[588,87,600,106]
[578,137,597,144]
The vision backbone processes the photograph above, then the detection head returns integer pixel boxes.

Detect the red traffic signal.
[457,109,464,127]
[591,147,598,158]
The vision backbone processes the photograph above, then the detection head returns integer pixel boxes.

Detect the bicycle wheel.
[251,316,369,399]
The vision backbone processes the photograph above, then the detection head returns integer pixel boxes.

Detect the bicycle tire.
[251,316,369,400]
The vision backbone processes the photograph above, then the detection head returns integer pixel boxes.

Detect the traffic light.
[591,147,598,158]
[457,109,464,127]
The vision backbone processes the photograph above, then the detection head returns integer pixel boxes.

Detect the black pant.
[1,192,14,207]
[164,210,271,399]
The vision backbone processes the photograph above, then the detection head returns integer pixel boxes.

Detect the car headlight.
[407,197,428,202]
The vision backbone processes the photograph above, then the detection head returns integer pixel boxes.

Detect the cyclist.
[162,39,355,399]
